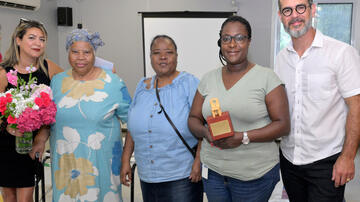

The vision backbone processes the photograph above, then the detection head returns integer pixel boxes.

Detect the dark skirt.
[0,134,36,187]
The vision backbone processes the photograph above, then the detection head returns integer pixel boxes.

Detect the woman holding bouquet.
[0,19,62,202]
[49,29,131,201]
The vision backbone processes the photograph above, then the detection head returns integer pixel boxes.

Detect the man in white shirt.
[275,0,360,201]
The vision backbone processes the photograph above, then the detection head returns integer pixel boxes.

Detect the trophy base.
[207,111,234,140]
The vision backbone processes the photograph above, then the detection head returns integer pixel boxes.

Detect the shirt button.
[150,115,153,118]
[148,130,152,133]
[154,103,158,106]
[151,160,154,164]
[149,145,152,148]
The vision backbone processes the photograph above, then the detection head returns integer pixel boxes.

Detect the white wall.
[56,0,235,95]
[0,0,59,64]
[235,0,274,68]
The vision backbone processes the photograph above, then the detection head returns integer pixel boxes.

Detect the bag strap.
[155,78,196,158]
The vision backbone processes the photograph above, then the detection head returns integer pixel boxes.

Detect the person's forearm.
[121,132,134,163]
[195,140,202,159]
[188,116,208,139]
[341,95,360,159]
[34,126,50,144]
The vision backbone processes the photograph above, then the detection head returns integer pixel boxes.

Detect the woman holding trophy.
[188,15,290,202]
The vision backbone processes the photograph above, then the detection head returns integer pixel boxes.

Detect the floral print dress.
[50,69,131,202]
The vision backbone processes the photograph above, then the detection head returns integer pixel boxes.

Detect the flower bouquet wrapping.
[0,66,57,154]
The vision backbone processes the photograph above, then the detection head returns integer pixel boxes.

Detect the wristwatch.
[242,131,250,145]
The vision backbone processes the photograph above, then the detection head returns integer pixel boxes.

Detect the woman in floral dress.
[50,29,131,201]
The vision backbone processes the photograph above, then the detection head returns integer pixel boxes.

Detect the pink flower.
[5,93,12,103]
[0,97,8,114]
[16,108,42,133]
[34,92,52,107]
[6,70,18,86]
[41,92,51,107]
[7,115,17,124]
[35,97,44,107]
[0,95,12,114]
[39,101,57,125]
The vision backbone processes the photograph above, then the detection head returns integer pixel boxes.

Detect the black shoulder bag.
[155,78,197,158]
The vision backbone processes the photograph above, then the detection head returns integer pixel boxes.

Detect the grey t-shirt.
[199,64,282,181]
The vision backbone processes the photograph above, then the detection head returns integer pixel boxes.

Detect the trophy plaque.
[206,98,234,140]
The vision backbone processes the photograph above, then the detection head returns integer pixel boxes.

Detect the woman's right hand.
[6,125,23,137]
[202,127,214,144]
[120,161,132,186]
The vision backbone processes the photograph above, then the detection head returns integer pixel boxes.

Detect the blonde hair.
[0,19,48,75]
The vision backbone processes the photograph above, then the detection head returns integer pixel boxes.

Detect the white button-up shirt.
[275,30,360,165]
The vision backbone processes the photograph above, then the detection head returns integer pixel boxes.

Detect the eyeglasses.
[281,4,310,17]
[221,34,249,44]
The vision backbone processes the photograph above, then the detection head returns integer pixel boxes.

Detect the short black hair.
[219,15,252,40]
[150,35,177,52]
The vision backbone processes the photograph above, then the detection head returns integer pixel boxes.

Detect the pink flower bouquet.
[0,67,57,154]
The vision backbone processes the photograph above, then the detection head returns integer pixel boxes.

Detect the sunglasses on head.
[19,18,44,26]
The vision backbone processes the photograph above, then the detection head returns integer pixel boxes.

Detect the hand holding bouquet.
[0,66,57,154]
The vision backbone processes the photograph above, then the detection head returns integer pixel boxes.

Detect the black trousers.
[280,150,345,202]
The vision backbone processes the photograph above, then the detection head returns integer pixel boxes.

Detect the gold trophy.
[206,98,234,140]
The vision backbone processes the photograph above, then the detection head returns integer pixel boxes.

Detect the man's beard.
[284,16,312,38]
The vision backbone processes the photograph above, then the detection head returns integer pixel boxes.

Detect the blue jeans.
[140,177,203,202]
[203,163,280,202]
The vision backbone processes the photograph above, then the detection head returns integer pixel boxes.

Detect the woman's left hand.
[213,132,243,149]
[30,139,46,162]
[29,126,50,161]
[189,157,202,182]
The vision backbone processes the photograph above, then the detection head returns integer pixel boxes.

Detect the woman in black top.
[0,19,62,202]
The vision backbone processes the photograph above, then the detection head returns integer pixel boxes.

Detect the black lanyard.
[155,78,196,158]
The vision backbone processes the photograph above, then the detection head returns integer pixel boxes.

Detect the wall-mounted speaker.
[57,7,73,26]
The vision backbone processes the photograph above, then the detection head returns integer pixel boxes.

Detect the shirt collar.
[286,29,324,53]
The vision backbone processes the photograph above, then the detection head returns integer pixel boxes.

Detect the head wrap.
[65,29,104,51]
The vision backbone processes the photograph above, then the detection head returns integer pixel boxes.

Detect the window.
[316,3,352,44]
[276,0,356,53]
